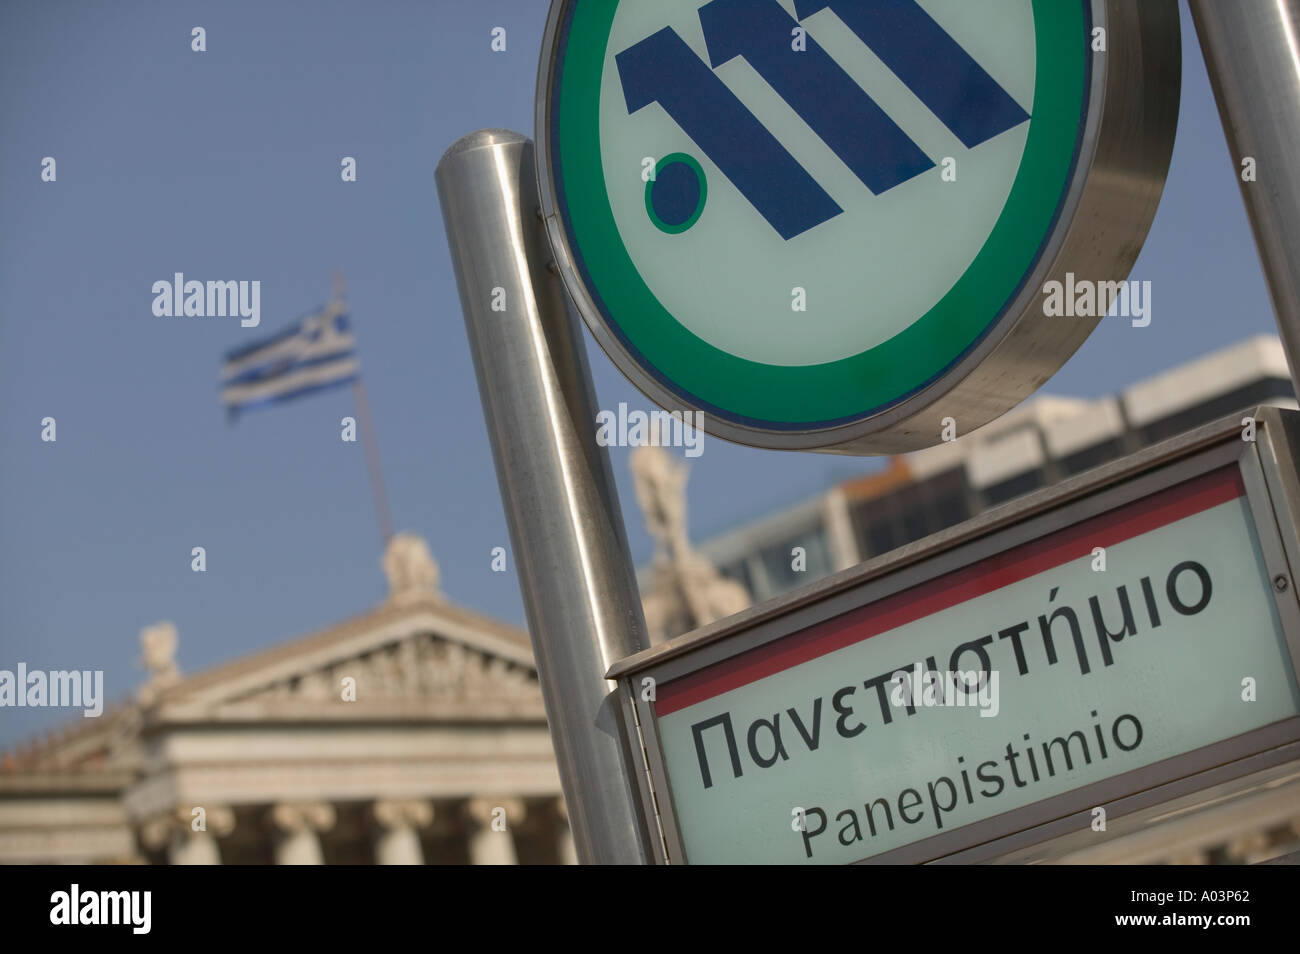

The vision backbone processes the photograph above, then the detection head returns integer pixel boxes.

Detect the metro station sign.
[610,408,1300,863]
[536,0,1180,452]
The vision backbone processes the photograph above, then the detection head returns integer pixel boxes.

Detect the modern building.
[700,335,1297,605]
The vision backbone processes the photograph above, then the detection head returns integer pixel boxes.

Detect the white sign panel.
[644,465,1300,863]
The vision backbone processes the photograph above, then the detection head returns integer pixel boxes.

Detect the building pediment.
[147,596,544,724]
[3,592,543,780]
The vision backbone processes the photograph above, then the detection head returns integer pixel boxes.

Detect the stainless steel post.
[1190,0,1300,390]
[436,129,653,864]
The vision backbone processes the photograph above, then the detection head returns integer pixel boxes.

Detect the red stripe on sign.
[655,465,1245,717]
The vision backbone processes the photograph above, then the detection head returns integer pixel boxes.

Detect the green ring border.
[555,0,1088,426]
[645,153,708,235]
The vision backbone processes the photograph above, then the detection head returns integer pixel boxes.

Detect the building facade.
[0,536,575,865]
[700,336,1298,605]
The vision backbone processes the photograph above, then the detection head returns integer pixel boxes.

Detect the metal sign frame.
[534,0,1181,454]
[610,406,1300,864]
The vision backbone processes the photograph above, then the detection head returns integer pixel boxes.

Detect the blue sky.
[0,0,1279,748]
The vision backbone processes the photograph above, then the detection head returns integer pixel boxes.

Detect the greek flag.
[220,300,359,417]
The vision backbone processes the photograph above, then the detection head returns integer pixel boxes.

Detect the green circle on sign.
[544,0,1091,431]
[645,153,708,235]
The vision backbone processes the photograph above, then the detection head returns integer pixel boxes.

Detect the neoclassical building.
[0,535,574,865]
[0,436,745,867]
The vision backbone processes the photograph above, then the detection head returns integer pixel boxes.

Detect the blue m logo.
[616,0,1030,240]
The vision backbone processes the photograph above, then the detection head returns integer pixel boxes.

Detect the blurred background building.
[3,335,1298,864]
[694,335,1297,605]
[0,536,574,865]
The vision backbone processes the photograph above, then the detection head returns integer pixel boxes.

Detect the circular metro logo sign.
[536,0,1178,452]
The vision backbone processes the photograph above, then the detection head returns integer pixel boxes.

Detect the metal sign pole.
[1190,0,1300,392]
[436,129,653,864]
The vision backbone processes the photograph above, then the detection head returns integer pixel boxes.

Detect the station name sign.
[615,414,1300,864]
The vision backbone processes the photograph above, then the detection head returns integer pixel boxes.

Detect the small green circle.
[644,153,707,235]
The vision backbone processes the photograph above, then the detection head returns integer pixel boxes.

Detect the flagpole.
[333,269,395,546]
[351,376,395,545]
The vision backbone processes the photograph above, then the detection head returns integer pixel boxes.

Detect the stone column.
[554,799,579,866]
[140,805,234,865]
[463,797,524,866]
[370,799,433,865]
[268,801,335,865]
